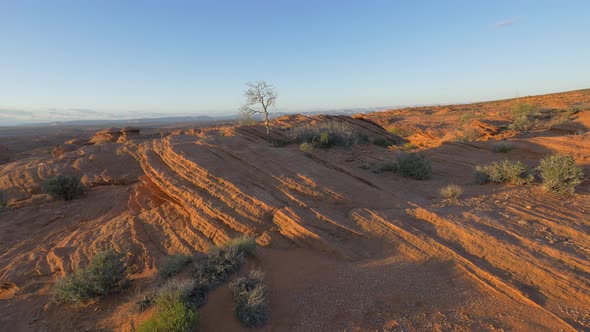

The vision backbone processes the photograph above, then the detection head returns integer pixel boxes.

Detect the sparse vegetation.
[455,128,481,142]
[403,142,417,150]
[230,269,269,328]
[299,142,313,154]
[159,254,193,279]
[475,160,533,185]
[492,141,513,153]
[372,136,391,147]
[272,137,291,147]
[194,236,257,289]
[240,81,278,139]
[537,154,584,195]
[396,153,432,180]
[440,184,463,199]
[377,162,397,173]
[54,248,127,303]
[137,282,199,332]
[43,175,84,201]
[387,126,413,137]
[510,102,537,131]
[291,120,358,148]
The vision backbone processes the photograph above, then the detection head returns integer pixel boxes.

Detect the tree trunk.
[264,111,270,140]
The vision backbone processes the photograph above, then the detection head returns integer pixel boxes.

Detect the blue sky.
[1,0,590,123]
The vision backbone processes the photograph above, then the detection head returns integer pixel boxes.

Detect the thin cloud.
[493,17,519,29]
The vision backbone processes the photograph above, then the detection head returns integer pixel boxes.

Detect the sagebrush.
[537,154,584,195]
[492,141,513,153]
[396,153,432,180]
[43,175,83,201]
[475,160,533,185]
[54,248,127,303]
[137,282,199,332]
[159,254,193,279]
[291,120,358,148]
[230,269,269,328]
[510,102,536,131]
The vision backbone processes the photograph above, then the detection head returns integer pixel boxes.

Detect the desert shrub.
[135,292,155,312]
[291,120,358,148]
[492,141,513,153]
[230,270,269,328]
[357,132,370,144]
[403,142,417,150]
[194,236,257,289]
[567,106,581,116]
[439,184,463,199]
[137,288,198,332]
[158,279,208,308]
[159,254,193,279]
[474,160,533,185]
[377,162,397,173]
[299,142,313,154]
[396,153,432,180]
[43,175,83,201]
[537,154,584,195]
[225,235,257,257]
[455,128,481,142]
[372,136,391,147]
[510,102,536,131]
[387,126,413,137]
[272,137,290,147]
[54,248,127,303]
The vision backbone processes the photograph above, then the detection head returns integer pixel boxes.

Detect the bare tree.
[240,81,277,139]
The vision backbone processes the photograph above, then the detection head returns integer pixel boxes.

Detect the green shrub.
[43,175,83,201]
[492,141,513,153]
[439,184,463,199]
[272,137,291,147]
[299,142,313,154]
[475,160,533,185]
[225,235,257,257]
[377,162,397,173]
[510,102,536,131]
[230,270,269,328]
[159,255,193,279]
[291,120,358,148]
[194,236,257,289]
[158,279,208,308]
[373,136,391,147]
[403,142,417,150]
[137,288,198,332]
[54,249,127,303]
[387,126,413,137]
[537,154,584,195]
[397,153,432,180]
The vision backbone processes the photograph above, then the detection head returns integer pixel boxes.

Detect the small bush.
[474,160,533,185]
[373,136,391,147]
[194,236,257,289]
[492,141,513,153]
[291,120,358,148]
[567,107,581,116]
[440,184,463,199]
[159,254,193,279]
[299,142,313,154]
[377,162,397,173]
[510,102,536,131]
[230,270,269,328]
[54,248,127,303]
[397,153,432,180]
[225,236,257,257]
[272,137,291,147]
[537,154,584,195]
[138,288,198,332]
[387,126,413,137]
[158,279,208,308]
[403,142,417,150]
[43,175,83,201]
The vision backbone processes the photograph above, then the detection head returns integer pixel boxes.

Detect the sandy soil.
[0,89,589,331]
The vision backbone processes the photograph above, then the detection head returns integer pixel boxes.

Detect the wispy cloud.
[493,17,519,29]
